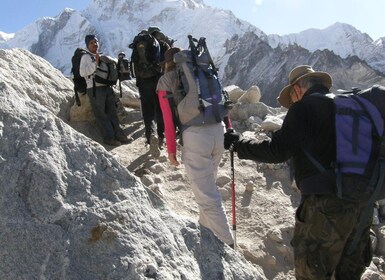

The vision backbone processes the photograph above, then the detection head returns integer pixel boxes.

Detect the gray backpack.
[94,55,119,86]
[173,36,231,127]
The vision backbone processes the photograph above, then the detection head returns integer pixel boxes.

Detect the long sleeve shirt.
[235,85,337,195]
[157,71,178,154]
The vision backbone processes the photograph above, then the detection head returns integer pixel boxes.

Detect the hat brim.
[277,72,332,108]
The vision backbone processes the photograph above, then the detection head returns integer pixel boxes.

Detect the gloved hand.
[224,129,241,150]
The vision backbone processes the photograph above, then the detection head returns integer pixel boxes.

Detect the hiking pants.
[292,195,373,280]
[87,86,124,141]
[137,77,164,143]
[181,122,234,245]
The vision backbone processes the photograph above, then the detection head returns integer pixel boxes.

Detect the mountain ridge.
[1,0,384,107]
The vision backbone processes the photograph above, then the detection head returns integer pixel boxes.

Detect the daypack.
[310,85,385,254]
[71,48,88,106]
[304,85,385,202]
[171,35,231,127]
[129,32,161,79]
[117,55,131,81]
[94,55,119,86]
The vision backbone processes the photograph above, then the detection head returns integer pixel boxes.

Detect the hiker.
[224,65,373,279]
[130,28,171,156]
[79,34,130,146]
[156,47,234,247]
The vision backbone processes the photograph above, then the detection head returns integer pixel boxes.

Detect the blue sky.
[0,0,384,40]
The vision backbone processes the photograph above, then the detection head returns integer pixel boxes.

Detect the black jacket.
[235,85,337,195]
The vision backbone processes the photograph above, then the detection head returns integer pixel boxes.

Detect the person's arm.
[236,104,303,163]
[235,131,291,163]
[157,90,179,166]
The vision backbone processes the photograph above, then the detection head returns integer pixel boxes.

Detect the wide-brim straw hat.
[277,65,332,108]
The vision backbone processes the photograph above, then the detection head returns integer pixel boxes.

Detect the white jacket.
[79,53,105,88]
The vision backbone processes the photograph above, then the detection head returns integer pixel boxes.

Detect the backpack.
[171,35,231,127]
[71,48,88,106]
[129,32,161,79]
[304,85,385,254]
[117,56,131,81]
[94,55,119,86]
[305,85,385,202]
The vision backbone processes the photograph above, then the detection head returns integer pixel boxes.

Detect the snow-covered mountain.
[0,0,262,75]
[268,22,385,74]
[0,31,14,44]
[1,0,385,107]
[222,32,385,106]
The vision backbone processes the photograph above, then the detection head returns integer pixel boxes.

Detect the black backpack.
[117,56,131,81]
[71,48,88,106]
[129,32,160,79]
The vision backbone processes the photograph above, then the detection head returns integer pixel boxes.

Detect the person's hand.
[224,129,241,150]
[168,153,180,166]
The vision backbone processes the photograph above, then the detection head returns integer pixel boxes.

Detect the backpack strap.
[302,148,344,197]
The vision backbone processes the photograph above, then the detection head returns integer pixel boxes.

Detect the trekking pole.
[230,145,237,250]
[188,35,205,112]
[199,37,218,75]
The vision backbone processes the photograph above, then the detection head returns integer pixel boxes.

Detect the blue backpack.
[304,85,385,253]
[305,85,385,202]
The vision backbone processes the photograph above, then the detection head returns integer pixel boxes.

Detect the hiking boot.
[104,139,121,146]
[149,134,161,157]
[116,135,133,144]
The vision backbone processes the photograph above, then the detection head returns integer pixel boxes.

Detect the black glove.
[224,129,241,150]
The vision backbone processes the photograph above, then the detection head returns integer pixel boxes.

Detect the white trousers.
[182,122,234,245]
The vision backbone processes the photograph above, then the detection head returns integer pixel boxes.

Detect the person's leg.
[182,124,233,245]
[138,82,155,144]
[104,87,124,136]
[87,87,115,141]
[291,195,362,280]
[334,205,373,280]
